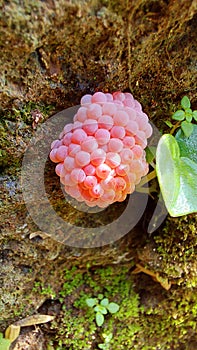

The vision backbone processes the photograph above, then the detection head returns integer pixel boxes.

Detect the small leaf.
[96,312,104,326]
[146,146,156,163]
[100,298,109,307]
[107,302,120,314]
[14,314,55,327]
[86,298,97,308]
[164,120,173,128]
[185,114,192,122]
[172,110,185,121]
[181,96,191,109]
[181,121,194,137]
[192,110,197,121]
[98,294,104,300]
[5,325,20,342]
[94,305,107,314]
[98,344,105,349]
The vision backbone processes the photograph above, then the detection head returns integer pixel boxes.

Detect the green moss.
[154,214,197,286]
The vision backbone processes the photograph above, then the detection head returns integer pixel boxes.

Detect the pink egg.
[56,145,68,161]
[105,93,113,102]
[98,115,114,129]
[76,107,88,122]
[105,152,121,168]
[135,130,147,149]
[63,132,73,146]
[71,128,87,144]
[124,107,136,120]
[51,139,62,149]
[83,164,96,176]
[113,177,126,191]
[89,184,104,198]
[125,120,139,136]
[95,129,110,145]
[120,149,134,163]
[135,112,149,130]
[70,168,86,183]
[113,110,129,126]
[110,126,125,139]
[108,138,123,153]
[132,145,143,159]
[95,163,111,179]
[115,164,129,177]
[75,151,90,167]
[64,156,76,172]
[101,189,115,202]
[90,149,106,166]
[68,185,82,199]
[73,121,83,130]
[49,149,59,163]
[102,103,117,116]
[55,162,64,176]
[68,143,81,157]
[113,91,125,101]
[87,104,102,120]
[144,123,153,138]
[63,123,73,134]
[84,175,97,188]
[81,136,98,152]
[82,119,98,135]
[122,136,135,148]
[80,94,92,105]
[92,92,107,103]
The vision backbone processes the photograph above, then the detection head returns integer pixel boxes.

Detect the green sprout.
[172,95,197,137]
[86,294,119,327]
[98,332,113,349]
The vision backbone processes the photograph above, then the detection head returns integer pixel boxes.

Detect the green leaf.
[181,121,194,137]
[100,298,109,307]
[192,110,197,121]
[98,344,105,350]
[181,96,191,109]
[94,305,107,314]
[164,120,173,128]
[146,146,156,163]
[86,298,97,308]
[156,134,197,216]
[107,302,120,314]
[175,125,197,163]
[96,312,105,327]
[98,294,104,300]
[172,110,185,121]
[0,333,11,350]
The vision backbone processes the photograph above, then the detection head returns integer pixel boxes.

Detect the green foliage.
[0,333,11,350]
[172,96,197,137]
[153,96,197,217]
[86,294,119,326]
[156,134,197,216]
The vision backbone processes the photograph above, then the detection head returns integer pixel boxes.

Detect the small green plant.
[171,96,197,137]
[86,294,119,327]
[98,332,113,349]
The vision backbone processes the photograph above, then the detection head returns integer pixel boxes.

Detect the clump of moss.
[154,214,197,286]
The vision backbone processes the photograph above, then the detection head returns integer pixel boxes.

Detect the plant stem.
[138,169,157,187]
